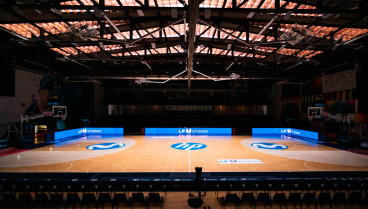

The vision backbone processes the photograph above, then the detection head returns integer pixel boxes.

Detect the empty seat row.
[213,180,368,193]
[0,192,164,209]
[222,191,368,209]
[0,182,169,193]
[1,180,367,193]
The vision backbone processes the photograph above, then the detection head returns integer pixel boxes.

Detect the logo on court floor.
[171,143,207,150]
[86,143,125,150]
[251,143,288,150]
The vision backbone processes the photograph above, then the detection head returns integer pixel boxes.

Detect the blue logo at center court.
[251,143,288,150]
[86,143,125,150]
[171,143,207,150]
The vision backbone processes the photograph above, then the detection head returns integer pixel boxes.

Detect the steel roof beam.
[187,0,200,95]
[1,4,367,14]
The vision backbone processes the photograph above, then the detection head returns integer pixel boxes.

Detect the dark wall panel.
[0,55,14,96]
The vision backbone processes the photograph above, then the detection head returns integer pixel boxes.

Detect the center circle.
[171,143,207,150]
[86,143,126,150]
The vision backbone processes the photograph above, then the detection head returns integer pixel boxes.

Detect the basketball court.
[1,134,368,173]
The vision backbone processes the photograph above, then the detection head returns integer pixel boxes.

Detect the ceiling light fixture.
[12,6,24,16]
[171,8,177,18]
[305,45,313,49]
[356,45,364,50]
[50,8,62,15]
[192,70,240,81]
[34,9,42,14]
[283,62,302,71]
[205,9,211,19]
[141,61,152,70]
[331,43,339,50]
[284,11,292,20]
[247,12,255,19]
[279,44,286,51]
[136,69,188,84]
[322,13,334,19]
[94,7,128,41]
[226,62,235,71]
[45,41,53,47]
[137,10,144,16]
[253,14,278,43]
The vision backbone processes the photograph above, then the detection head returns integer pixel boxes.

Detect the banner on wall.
[145,128,232,135]
[54,128,124,140]
[323,70,356,93]
[252,128,319,140]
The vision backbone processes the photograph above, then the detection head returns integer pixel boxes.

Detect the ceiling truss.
[0,0,367,86]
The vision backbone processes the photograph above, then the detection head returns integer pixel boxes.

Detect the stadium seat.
[331,192,346,209]
[287,193,302,209]
[240,192,256,208]
[317,192,331,209]
[146,193,164,209]
[113,193,130,209]
[97,193,112,209]
[302,193,316,209]
[255,193,271,209]
[81,193,97,209]
[34,193,50,209]
[18,193,34,209]
[347,192,363,209]
[272,193,287,209]
[240,192,255,209]
[65,193,80,209]
[1,193,17,209]
[222,193,240,209]
[130,193,146,209]
[49,193,64,209]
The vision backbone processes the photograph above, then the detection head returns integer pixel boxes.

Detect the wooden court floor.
[0,135,368,173]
